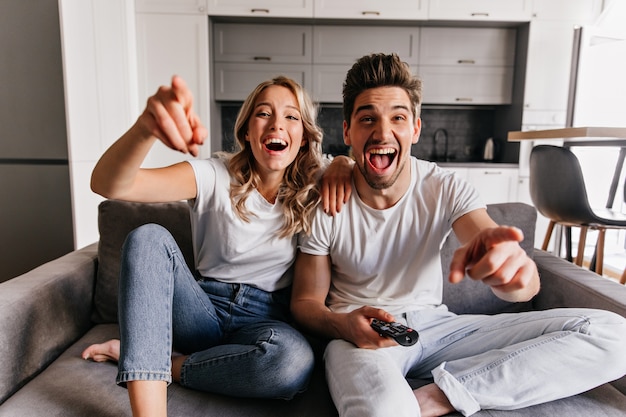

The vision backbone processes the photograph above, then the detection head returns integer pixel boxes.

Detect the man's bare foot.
[414,383,455,417]
[82,339,120,362]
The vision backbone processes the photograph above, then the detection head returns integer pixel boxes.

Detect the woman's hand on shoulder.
[139,75,208,157]
[321,155,354,216]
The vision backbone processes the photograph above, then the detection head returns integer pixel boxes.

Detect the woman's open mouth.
[264,138,288,152]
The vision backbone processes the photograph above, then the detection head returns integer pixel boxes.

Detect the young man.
[291,53,626,417]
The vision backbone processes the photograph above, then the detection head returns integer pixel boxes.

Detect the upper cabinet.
[311,26,419,102]
[207,0,313,17]
[418,28,516,104]
[313,0,427,20]
[213,23,313,100]
[428,0,531,21]
[213,23,312,64]
[135,0,208,14]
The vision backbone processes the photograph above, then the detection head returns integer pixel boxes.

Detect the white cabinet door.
[213,23,312,64]
[214,63,311,101]
[467,167,519,204]
[208,0,312,17]
[135,13,211,165]
[428,0,531,21]
[136,0,207,14]
[530,0,602,20]
[312,64,351,103]
[314,0,427,20]
[420,28,515,66]
[313,26,419,65]
[419,66,513,105]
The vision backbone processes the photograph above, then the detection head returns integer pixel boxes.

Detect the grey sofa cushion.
[93,200,194,323]
[441,202,537,315]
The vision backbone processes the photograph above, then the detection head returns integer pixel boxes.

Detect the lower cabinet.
[441,166,519,204]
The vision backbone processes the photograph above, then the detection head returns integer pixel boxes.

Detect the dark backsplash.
[221,104,502,162]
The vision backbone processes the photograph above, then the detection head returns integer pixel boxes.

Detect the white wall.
[58,0,139,248]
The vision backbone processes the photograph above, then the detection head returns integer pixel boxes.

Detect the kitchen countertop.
[436,162,519,168]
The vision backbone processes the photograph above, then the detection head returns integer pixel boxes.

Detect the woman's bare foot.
[82,339,120,362]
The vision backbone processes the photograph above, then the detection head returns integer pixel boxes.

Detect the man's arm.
[449,209,540,302]
[291,251,398,349]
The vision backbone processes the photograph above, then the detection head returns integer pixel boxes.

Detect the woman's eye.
[286,114,300,121]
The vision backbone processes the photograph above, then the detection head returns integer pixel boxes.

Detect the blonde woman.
[83,75,350,416]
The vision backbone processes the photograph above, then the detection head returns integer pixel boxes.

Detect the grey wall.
[0,0,74,282]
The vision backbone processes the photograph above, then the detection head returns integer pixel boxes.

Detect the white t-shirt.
[187,158,296,292]
[298,157,485,316]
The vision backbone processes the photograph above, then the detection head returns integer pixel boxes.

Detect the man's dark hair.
[342,53,422,127]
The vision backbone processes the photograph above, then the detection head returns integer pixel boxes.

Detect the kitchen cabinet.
[467,167,519,204]
[208,0,312,17]
[428,0,531,22]
[418,27,515,105]
[214,63,311,101]
[420,28,515,67]
[135,12,211,165]
[440,166,519,204]
[311,26,419,103]
[313,0,427,20]
[213,24,312,64]
[212,23,312,101]
[135,0,207,14]
[313,26,419,65]
[419,66,513,105]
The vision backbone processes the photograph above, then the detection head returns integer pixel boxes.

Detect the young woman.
[82,75,350,417]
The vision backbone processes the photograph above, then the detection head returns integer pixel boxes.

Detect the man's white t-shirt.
[298,157,485,316]
[187,158,296,292]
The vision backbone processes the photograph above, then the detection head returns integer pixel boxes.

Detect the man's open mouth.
[368,148,397,170]
[264,138,288,152]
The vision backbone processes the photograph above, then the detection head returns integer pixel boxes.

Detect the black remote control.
[370,319,419,347]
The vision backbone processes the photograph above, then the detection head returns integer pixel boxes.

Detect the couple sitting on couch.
[82,53,626,417]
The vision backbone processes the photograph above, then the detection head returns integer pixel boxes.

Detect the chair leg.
[575,226,588,267]
[595,228,606,276]
[620,267,626,285]
[542,221,556,251]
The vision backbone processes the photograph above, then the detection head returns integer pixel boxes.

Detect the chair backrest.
[529,145,596,224]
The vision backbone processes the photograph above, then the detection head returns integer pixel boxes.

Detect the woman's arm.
[91,76,206,203]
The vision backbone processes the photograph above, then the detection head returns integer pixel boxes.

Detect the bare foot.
[414,383,455,417]
[82,339,120,362]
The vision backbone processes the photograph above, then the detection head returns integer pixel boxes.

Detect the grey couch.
[1,200,626,416]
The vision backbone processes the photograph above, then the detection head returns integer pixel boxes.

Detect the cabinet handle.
[455,98,473,102]
[361,11,381,16]
[251,8,270,13]
[253,56,272,61]
[470,12,489,17]
[484,171,502,175]
[457,59,475,64]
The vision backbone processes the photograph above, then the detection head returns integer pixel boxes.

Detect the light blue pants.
[116,224,314,399]
[325,306,626,416]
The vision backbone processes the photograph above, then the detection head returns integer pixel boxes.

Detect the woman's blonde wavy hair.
[217,76,324,239]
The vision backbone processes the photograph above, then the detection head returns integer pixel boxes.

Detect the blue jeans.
[116,224,314,399]
[325,306,626,417]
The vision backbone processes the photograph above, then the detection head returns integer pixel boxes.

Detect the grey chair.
[529,144,626,278]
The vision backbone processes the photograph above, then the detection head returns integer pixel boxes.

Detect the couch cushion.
[441,203,537,315]
[2,324,624,416]
[93,200,195,323]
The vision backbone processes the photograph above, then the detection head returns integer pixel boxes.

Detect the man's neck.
[353,162,412,210]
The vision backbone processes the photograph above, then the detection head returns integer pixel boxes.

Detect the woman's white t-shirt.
[187,158,296,292]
